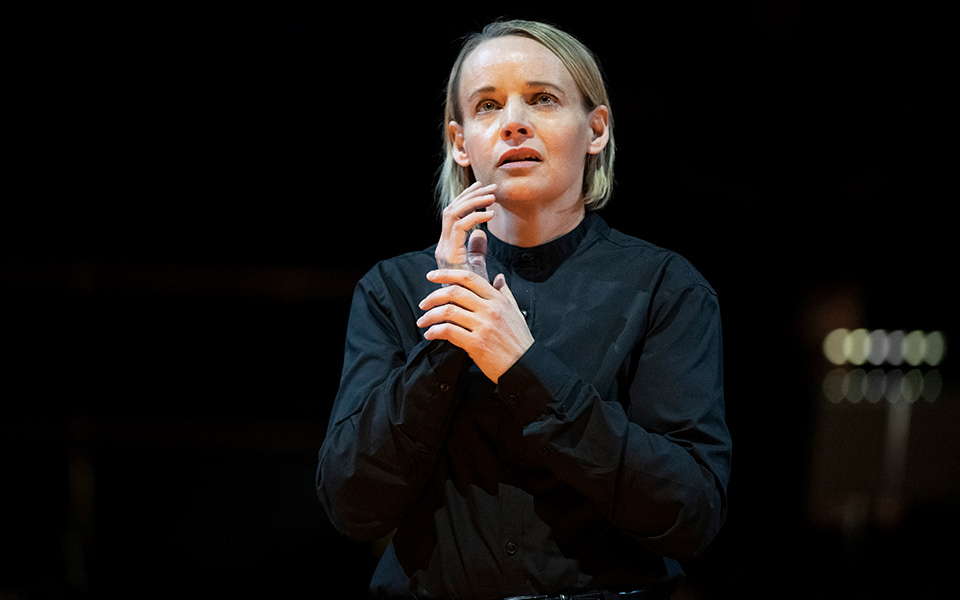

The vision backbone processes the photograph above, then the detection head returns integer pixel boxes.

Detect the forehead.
[459,35,577,98]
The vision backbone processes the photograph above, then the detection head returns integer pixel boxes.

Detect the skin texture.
[421,35,610,383]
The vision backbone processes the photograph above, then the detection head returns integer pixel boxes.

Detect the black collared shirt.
[317,212,731,600]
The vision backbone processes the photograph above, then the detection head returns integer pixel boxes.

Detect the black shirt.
[317,212,731,600]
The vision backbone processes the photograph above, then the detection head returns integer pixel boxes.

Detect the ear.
[448,120,471,167]
[586,105,610,156]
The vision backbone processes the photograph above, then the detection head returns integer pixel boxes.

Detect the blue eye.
[477,100,498,113]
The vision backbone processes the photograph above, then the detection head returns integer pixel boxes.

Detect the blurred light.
[823,329,849,365]
[887,330,905,366]
[845,369,866,403]
[865,369,886,403]
[867,330,889,365]
[823,368,846,403]
[925,331,946,366]
[900,369,923,403]
[884,369,904,403]
[902,330,926,366]
[846,329,871,366]
[922,369,942,402]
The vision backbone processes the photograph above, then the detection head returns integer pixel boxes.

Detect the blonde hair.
[435,19,616,217]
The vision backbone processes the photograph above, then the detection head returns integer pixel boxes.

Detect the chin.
[495,179,548,203]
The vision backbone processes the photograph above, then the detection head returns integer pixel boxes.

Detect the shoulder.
[352,245,438,310]
[359,246,435,285]
[589,213,717,298]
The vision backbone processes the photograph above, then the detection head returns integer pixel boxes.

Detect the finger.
[423,321,472,350]
[466,228,489,281]
[455,207,496,235]
[451,182,497,210]
[418,283,485,313]
[416,303,479,332]
[426,269,496,300]
[449,196,497,229]
[439,194,496,260]
[443,188,497,228]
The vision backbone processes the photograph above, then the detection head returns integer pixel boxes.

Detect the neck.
[486,198,586,248]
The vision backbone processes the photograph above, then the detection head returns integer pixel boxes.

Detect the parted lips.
[497,147,543,166]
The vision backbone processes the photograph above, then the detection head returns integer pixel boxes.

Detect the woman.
[318,19,731,600]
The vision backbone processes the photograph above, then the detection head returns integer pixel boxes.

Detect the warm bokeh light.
[887,330,905,366]
[846,328,871,366]
[823,329,849,365]
[925,331,946,366]
[867,329,889,366]
[902,330,926,367]
[821,328,947,367]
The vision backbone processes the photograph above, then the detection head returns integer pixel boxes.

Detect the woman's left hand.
[417,269,534,384]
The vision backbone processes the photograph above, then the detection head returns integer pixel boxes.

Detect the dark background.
[2,5,955,599]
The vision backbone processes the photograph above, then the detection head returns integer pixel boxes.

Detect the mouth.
[497,148,543,167]
[498,160,541,170]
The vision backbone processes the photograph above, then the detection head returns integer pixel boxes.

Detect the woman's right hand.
[435,181,497,280]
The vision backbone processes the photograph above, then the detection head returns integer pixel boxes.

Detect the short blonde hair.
[435,19,616,217]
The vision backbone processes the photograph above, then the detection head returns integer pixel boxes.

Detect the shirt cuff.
[494,341,580,425]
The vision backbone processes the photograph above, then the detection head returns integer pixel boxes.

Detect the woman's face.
[450,35,608,209]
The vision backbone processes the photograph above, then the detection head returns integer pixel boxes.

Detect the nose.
[499,98,533,143]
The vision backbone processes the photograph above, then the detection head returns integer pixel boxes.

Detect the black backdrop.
[2,5,955,599]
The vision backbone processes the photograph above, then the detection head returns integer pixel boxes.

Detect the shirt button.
[505,540,518,555]
[439,383,451,392]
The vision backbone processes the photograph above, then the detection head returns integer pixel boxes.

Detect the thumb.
[493,273,518,305]
[466,228,489,281]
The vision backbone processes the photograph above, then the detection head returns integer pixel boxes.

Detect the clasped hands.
[417,181,534,384]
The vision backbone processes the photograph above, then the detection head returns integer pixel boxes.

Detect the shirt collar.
[481,211,599,281]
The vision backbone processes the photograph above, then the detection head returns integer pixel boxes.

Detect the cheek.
[549,127,590,168]
[464,124,497,161]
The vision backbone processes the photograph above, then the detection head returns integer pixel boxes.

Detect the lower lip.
[499,160,541,170]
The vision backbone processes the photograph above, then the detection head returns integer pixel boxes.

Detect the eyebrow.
[467,81,566,102]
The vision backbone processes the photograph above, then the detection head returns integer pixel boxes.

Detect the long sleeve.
[495,282,730,561]
[317,265,469,541]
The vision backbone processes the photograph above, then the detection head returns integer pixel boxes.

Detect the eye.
[533,93,558,105]
[476,100,498,113]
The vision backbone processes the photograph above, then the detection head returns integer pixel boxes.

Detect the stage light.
[902,330,926,367]
[867,330,889,366]
[887,330,905,366]
[823,328,848,365]
[846,328,871,366]
[925,331,946,366]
